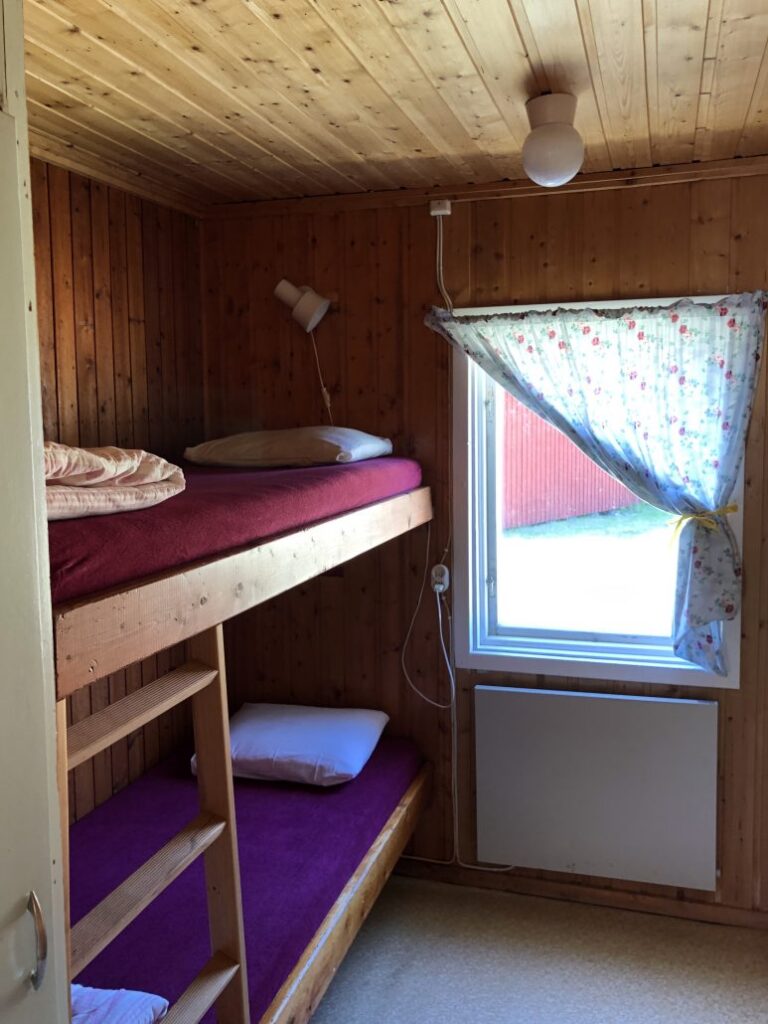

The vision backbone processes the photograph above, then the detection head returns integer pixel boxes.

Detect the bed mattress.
[49,457,422,604]
[70,736,422,1022]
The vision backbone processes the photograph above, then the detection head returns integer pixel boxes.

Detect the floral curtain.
[426,292,767,676]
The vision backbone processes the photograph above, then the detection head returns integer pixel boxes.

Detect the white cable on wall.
[439,418,452,567]
[435,215,454,314]
[401,524,454,711]
[434,209,453,564]
[309,329,334,424]
[400,520,513,872]
[400,202,511,872]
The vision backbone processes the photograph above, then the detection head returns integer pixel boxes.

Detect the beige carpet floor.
[311,877,768,1023]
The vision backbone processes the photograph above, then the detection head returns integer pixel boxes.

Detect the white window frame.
[452,297,743,690]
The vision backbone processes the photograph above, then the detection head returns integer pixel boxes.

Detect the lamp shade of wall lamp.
[274,279,331,332]
[522,93,584,188]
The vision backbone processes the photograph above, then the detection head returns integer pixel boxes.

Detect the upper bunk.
[50,458,432,699]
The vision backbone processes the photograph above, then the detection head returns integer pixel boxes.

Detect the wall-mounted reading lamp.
[274,279,334,422]
[274,279,331,332]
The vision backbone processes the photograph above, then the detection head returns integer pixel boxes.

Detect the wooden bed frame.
[265,766,429,1024]
[54,485,433,1024]
[54,486,432,698]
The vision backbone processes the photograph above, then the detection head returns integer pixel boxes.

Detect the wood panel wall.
[202,177,768,926]
[31,158,205,821]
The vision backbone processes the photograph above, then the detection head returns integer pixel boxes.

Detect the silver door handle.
[26,890,47,991]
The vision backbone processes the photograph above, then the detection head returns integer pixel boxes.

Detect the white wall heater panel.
[475,686,718,890]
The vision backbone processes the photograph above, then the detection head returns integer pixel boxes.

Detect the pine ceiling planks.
[577,0,652,168]
[26,0,345,197]
[508,0,611,173]
[643,0,709,166]
[698,0,768,160]
[23,0,768,211]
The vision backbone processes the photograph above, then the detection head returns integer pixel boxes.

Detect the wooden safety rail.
[53,487,433,699]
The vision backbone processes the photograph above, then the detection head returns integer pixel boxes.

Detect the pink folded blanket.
[45,441,185,520]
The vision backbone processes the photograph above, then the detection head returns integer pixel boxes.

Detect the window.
[453,302,743,689]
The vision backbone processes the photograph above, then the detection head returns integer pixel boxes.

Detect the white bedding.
[44,441,185,520]
[71,983,168,1023]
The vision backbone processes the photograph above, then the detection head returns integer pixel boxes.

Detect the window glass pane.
[494,387,678,638]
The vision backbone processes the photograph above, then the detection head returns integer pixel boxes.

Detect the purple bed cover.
[70,736,422,1021]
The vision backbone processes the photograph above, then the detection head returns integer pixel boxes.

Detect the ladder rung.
[164,953,240,1024]
[67,662,217,770]
[70,813,226,978]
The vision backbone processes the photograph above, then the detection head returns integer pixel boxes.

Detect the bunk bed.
[53,457,432,1023]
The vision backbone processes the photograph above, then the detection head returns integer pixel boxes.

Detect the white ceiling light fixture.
[522,93,584,188]
[274,278,331,332]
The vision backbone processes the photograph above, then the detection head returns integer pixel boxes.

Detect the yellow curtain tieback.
[671,503,738,537]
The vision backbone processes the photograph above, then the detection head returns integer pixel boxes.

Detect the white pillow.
[184,426,392,468]
[191,703,389,786]
[71,984,168,1024]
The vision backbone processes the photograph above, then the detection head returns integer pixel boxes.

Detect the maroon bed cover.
[49,458,422,605]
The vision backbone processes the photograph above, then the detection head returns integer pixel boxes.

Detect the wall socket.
[431,563,450,593]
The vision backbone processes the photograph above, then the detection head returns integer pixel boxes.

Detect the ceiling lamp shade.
[522,93,584,188]
[274,279,331,332]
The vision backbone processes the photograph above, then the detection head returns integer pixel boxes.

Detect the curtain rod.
[452,295,729,317]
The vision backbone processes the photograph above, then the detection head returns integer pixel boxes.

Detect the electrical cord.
[435,592,454,698]
[435,213,453,566]
[439,433,452,567]
[400,523,513,873]
[401,524,454,710]
[401,208,511,872]
[310,329,334,424]
[435,215,454,314]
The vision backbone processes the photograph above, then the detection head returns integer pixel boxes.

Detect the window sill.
[458,642,739,689]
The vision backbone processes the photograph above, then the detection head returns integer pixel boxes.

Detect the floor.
[312,878,768,1024]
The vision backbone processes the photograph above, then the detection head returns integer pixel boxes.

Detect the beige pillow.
[184,426,393,468]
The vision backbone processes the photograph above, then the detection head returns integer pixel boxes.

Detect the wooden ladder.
[57,624,249,1024]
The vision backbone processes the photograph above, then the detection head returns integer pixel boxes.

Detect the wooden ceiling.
[23,0,768,213]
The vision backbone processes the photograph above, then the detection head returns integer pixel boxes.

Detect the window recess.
[451,298,744,689]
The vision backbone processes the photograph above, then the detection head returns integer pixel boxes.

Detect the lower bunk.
[69,736,428,1023]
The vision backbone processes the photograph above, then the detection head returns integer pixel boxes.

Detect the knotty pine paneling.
[32,158,204,459]
[31,158,205,821]
[22,0,768,207]
[203,176,768,924]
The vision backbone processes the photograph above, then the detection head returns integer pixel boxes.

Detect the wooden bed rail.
[264,766,430,1024]
[54,487,433,699]
[58,624,249,1024]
